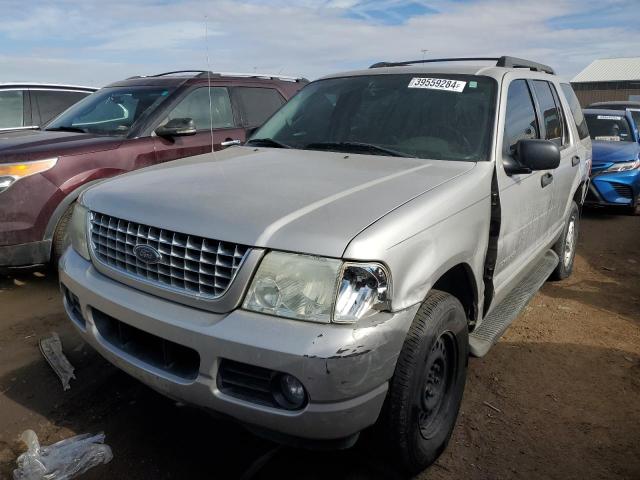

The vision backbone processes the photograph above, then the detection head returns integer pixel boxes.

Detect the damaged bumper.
[58,248,418,441]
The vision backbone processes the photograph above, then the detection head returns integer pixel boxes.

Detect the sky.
[1,0,639,87]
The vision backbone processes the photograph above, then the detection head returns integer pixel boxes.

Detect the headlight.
[605,159,640,172]
[243,251,390,323]
[0,158,58,193]
[70,203,90,260]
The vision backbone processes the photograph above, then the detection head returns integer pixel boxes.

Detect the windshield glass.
[585,113,633,142]
[46,86,173,136]
[250,74,497,161]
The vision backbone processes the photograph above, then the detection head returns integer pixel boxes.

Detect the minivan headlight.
[70,203,90,260]
[243,251,390,323]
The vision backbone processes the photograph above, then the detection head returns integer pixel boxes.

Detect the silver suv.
[59,56,591,474]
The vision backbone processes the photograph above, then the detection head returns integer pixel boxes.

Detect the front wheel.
[626,194,639,216]
[550,201,580,280]
[380,290,468,475]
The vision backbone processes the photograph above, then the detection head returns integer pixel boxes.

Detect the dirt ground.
[1,210,638,480]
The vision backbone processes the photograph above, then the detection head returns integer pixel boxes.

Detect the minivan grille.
[89,212,249,298]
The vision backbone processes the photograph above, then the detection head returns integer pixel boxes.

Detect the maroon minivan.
[0,71,307,269]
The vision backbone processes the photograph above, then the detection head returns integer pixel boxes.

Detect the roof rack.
[127,70,308,82]
[369,56,555,75]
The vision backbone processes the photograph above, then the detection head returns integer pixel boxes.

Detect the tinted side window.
[531,81,562,144]
[0,90,25,128]
[503,80,539,155]
[166,87,234,130]
[33,90,90,125]
[560,84,589,139]
[235,87,285,127]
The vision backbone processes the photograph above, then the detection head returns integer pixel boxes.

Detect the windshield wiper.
[45,126,88,134]
[303,141,410,158]
[246,137,291,149]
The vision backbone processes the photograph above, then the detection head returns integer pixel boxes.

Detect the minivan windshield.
[584,113,634,142]
[46,86,173,136]
[249,74,497,161]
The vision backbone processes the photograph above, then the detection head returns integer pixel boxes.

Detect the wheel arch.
[432,262,478,327]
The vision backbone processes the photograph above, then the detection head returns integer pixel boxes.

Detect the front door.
[152,86,246,163]
[492,77,556,301]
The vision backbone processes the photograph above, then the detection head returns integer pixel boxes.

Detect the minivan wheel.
[550,201,580,280]
[52,203,75,265]
[381,290,468,475]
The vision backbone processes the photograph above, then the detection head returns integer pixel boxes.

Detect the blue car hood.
[592,140,640,165]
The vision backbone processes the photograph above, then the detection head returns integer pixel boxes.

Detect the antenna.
[204,16,215,155]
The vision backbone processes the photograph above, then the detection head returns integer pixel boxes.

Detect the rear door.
[0,89,29,130]
[231,86,286,130]
[30,89,92,126]
[153,86,246,163]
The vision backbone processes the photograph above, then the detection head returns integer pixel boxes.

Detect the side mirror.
[503,139,561,175]
[155,118,197,138]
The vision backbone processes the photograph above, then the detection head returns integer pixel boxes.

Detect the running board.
[469,249,559,357]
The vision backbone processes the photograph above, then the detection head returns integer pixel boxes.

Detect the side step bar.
[469,249,559,357]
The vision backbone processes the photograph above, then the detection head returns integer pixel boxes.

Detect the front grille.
[89,212,249,298]
[611,184,633,199]
[92,308,200,380]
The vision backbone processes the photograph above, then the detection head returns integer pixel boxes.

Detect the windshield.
[250,74,497,161]
[46,86,173,136]
[585,113,634,142]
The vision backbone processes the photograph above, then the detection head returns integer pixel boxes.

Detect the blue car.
[584,108,640,214]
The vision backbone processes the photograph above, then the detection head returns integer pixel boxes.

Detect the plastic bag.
[13,430,113,480]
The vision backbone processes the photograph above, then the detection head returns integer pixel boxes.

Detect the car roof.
[587,101,640,109]
[584,108,632,116]
[0,82,96,91]
[106,71,308,88]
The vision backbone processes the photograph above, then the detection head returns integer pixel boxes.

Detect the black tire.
[550,201,580,280]
[52,203,75,265]
[381,290,468,475]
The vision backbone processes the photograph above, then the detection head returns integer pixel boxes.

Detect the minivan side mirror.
[155,118,197,138]
[503,139,561,175]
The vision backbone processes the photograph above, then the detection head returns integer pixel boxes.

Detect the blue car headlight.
[605,159,640,173]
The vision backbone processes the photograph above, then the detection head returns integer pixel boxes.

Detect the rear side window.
[33,90,90,125]
[165,87,234,130]
[531,81,563,145]
[503,80,539,155]
[560,84,589,140]
[0,90,24,128]
[235,87,285,127]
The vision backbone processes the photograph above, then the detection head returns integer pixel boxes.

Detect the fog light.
[276,374,307,409]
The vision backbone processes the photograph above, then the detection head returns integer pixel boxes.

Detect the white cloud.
[0,0,636,85]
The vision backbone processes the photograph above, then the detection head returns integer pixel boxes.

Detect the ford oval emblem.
[133,244,162,264]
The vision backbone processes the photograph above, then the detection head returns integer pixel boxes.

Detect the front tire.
[381,290,468,475]
[550,201,579,280]
[52,203,75,265]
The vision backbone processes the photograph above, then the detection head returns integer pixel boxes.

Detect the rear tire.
[550,201,579,280]
[381,290,468,475]
[52,203,75,265]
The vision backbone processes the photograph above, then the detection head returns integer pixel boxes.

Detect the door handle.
[221,139,241,147]
[571,156,580,166]
[541,172,553,188]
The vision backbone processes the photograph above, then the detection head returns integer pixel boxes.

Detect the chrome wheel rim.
[563,217,576,268]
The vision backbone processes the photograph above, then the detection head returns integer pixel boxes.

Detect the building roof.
[572,57,640,83]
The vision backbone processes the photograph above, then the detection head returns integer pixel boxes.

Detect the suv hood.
[0,129,123,163]
[592,140,640,165]
[83,147,475,257]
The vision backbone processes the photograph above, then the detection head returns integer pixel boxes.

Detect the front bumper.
[59,248,418,441]
[586,169,640,206]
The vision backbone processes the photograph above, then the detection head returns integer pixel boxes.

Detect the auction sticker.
[408,77,466,92]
